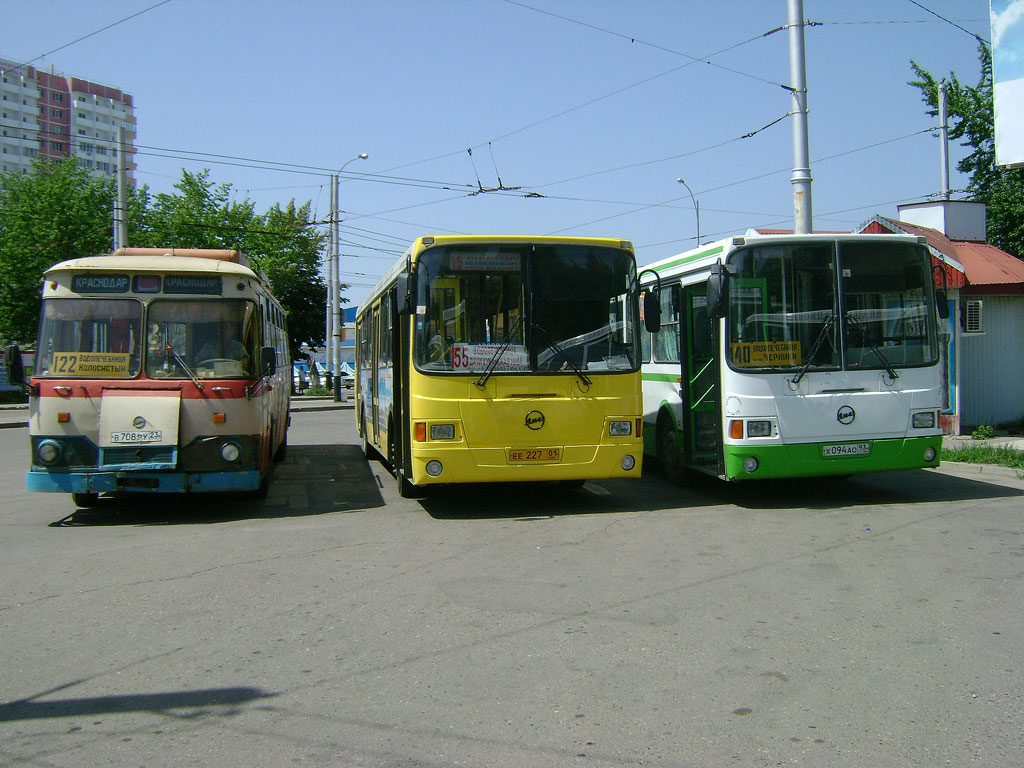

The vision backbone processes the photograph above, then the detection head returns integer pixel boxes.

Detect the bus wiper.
[845,312,899,380]
[166,342,204,391]
[790,312,835,386]
[532,323,592,387]
[475,315,523,388]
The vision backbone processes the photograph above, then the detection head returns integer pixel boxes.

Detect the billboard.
[991,1,1024,168]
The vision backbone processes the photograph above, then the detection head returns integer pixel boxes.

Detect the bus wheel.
[657,417,686,486]
[72,492,99,507]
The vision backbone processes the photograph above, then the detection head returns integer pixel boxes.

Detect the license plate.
[507,447,561,464]
[822,442,870,457]
[111,430,163,444]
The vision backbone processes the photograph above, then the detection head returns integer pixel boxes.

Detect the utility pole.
[114,125,128,249]
[332,172,343,401]
[325,176,336,390]
[788,0,813,234]
[939,84,951,199]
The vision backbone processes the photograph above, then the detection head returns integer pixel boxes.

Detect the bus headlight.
[426,460,444,477]
[609,420,632,436]
[620,454,636,471]
[912,411,936,429]
[430,424,455,440]
[747,420,772,437]
[37,440,62,465]
[220,441,241,463]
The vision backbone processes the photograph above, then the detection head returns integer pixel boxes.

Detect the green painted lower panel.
[722,436,943,480]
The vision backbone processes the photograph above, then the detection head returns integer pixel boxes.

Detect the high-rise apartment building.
[0,56,136,184]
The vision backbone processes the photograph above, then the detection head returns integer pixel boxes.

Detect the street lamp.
[676,177,701,246]
[327,153,368,400]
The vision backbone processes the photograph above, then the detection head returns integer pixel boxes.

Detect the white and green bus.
[639,233,946,482]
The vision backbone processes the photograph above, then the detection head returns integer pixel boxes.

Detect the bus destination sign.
[71,274,130,293]
[163,275,222,295]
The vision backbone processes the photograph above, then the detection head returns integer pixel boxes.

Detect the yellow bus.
[356,235,659,497]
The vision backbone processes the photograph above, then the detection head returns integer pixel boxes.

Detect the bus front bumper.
[722,435,943,480]
[26,469,263,494]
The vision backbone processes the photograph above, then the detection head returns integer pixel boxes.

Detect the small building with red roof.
[855,200,1024,433]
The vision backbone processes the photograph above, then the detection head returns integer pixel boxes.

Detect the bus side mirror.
[643,292,662,333]
[260,346,277,376]
[707,260,729,319]
[396,272,415,315]
[936,289,949,319]
[3,343,25,386]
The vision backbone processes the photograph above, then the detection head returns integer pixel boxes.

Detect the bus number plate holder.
[822,442,870,457]
[507,447,561,464]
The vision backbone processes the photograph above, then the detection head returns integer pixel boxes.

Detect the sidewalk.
[0,395,352,429]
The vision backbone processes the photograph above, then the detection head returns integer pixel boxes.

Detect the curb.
[929,460,1024,482]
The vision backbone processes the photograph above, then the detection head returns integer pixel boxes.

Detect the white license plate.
[822,442,870,457]
[111,430,162,444]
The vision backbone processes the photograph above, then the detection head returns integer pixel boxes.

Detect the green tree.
[246,201,329,361]
[138,169,329,359]
[910,43,1024,257]
[0,158,142,344]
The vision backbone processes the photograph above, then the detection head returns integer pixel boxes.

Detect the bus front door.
[683,284,720,472]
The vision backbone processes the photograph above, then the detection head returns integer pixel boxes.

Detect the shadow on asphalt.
[48,444,385,526]
[419,462,1024,519]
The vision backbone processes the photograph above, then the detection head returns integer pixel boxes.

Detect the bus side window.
[653,285,681,363]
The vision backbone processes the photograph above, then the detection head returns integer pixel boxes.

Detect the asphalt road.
[1,407,1022,767]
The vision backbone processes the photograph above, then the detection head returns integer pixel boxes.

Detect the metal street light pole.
[330,153,368,401]
[676,178,701,245]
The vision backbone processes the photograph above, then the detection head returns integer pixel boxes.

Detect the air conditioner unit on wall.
[962,299,983,333]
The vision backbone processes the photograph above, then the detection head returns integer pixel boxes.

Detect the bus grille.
[101,446,177,468]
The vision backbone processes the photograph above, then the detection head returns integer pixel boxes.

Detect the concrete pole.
[939,84,951,200]
[115,125,128,249]
[332,172,344,401]
[325,176,336,388]
[788,0,813,234]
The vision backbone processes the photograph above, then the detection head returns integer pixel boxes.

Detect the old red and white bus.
[4,248,290,506]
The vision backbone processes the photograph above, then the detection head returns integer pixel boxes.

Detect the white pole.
[115,125,128,248]
[332,172,343,399]
[325,176,336,383]
[788,0,812,234]
[939,84,951,200]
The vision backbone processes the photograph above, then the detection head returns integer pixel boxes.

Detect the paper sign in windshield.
[51,352,131,376]
[451,343,529,371]
[729,341,801,367]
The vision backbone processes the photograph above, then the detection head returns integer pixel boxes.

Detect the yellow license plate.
[507,447,561,464]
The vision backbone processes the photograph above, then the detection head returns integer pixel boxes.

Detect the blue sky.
[5,1,992,306]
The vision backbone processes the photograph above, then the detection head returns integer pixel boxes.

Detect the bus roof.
[363,235,635,309]
[44,249,258,279]
[639,232,929,279]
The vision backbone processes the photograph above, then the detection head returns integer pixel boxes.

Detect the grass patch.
[300,385,331,397]
[942,444,1024,469]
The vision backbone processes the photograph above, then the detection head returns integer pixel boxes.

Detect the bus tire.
[656,416,686,486]
[72,492,99,507]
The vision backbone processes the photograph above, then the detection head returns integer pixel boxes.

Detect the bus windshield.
[727,241,939,372]
[146,299,258,379]
[413,243,639,374]
[35,298,144,378]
